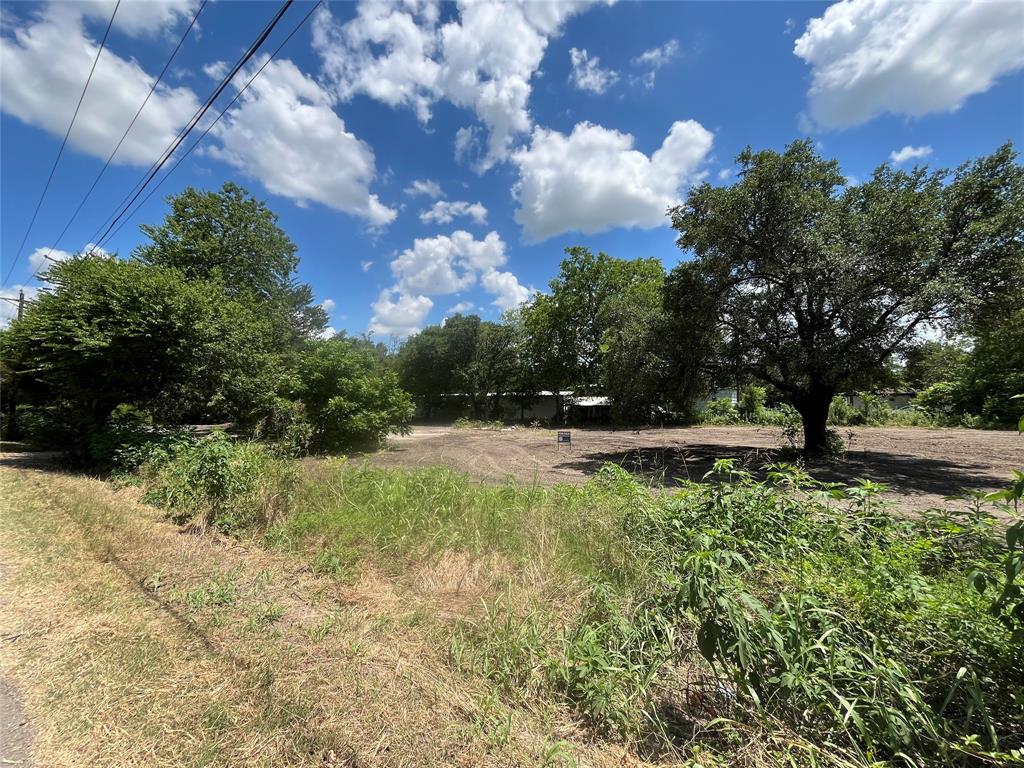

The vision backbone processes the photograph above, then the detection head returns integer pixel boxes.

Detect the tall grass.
[135,442,1024,766]
[453,464,1024,765]
[267,459,630,582]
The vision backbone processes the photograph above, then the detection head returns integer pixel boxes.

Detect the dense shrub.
[700,397,741,424]
[457,463,1024,764]
[2,257,284,456]
[254,397,313,457]
[90,427,197,474]
[10,403,74,448]
[452,417,505,430]
[290,338,414,453]
[141,432,297,534]
[736,385,767,420]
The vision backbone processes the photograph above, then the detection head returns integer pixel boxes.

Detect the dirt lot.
[369,425,1024,514]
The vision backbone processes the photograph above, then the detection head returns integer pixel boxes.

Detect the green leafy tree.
[902,341,970,390]
[396,313,481,418]
[290,337,413,452]
[134,182,327,344]
[522,247,665,420]
[668,140,1023,453]
[461,321,524,418]
[954,304,1024,426]
[3,256,282,452]
[397,324,453,419]
[601,299,669,422]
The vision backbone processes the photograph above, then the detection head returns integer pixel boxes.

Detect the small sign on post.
[557,430,571,450]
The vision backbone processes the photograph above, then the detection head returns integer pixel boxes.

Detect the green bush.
[737,385,767,421]
[254,397,313,457]
[700,397,741,424]
[828,395,865,426]
[453,417,505,430]
[454,463,1023,762]
[290,338,413,453]
[89,427,197,475]
[757,402,801,428]
[142,432,298,533]
[11,403,73,447]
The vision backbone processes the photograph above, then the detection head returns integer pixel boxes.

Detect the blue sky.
[2,0,1023,335]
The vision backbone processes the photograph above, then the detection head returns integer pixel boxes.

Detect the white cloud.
[313,0,601,170]
[794,0,1024,130]
[320,298,337,315]
[361,260,374,272]
[419,200,488,225]
[784,17,796,35]
[481,269,531,310]
[318,326,338,340]
[404,178,443,198]
[889,145,932,164]
[0,285,38,329]
[28,247,74,272]
[376,230,529,327]
[632,39,679,69]
[390,230,506,295]
[28,242,107,271]
[454,125,481,165]
[512,119,714,241]
[0,4,200,165]
[717,168,733,181]
[630,39,678,88]
[369,289,433,337]
[446,301,475,315]
[206,58,396,226]
[81,0,199,37]
[202,60,229,80]
[569,47,618,94]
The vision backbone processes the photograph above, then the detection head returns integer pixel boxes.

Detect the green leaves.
[667,140,1024,448]
[291,337,413,452]
[5,257,282,450]
[134,182,326,344]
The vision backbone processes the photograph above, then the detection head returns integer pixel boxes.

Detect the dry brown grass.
[0,466,647,767]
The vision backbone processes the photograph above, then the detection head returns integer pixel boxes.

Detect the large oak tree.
[667,140,1022,453]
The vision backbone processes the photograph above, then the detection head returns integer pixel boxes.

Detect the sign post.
[557,430,571,451]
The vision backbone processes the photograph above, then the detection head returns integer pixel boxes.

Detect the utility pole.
[17,289,24,321]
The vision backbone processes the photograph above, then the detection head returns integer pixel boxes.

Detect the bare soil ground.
[369,425,1024,514]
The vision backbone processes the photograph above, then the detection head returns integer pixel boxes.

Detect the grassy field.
[1,443,1022,767]
[0,466,633,767]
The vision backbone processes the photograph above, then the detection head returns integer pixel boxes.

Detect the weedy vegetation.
[125,438,1024,767]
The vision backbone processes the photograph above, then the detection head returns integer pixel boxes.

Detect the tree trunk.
[794,387,834,456]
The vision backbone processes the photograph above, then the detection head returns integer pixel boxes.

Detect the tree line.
[398,140,1023,454]
[2,140,1021,459]
[1,182,412,463]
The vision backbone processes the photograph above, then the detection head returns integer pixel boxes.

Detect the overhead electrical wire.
[31,0,208,273]
[94,0,325,252]
[2,0,122,287]
[81,2,294,253]
[83,0,296,258]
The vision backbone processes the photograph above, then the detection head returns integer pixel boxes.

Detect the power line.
[2,0,121,287]
[84,0,296,258]
[32,1,207,272]
[95,0,325,252]
[81,3,292,253]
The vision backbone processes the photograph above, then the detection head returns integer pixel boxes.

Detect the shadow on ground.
[554,443,1000,498]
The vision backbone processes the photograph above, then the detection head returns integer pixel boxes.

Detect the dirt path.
[0,677,33,767]
[369,425,1024,514]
